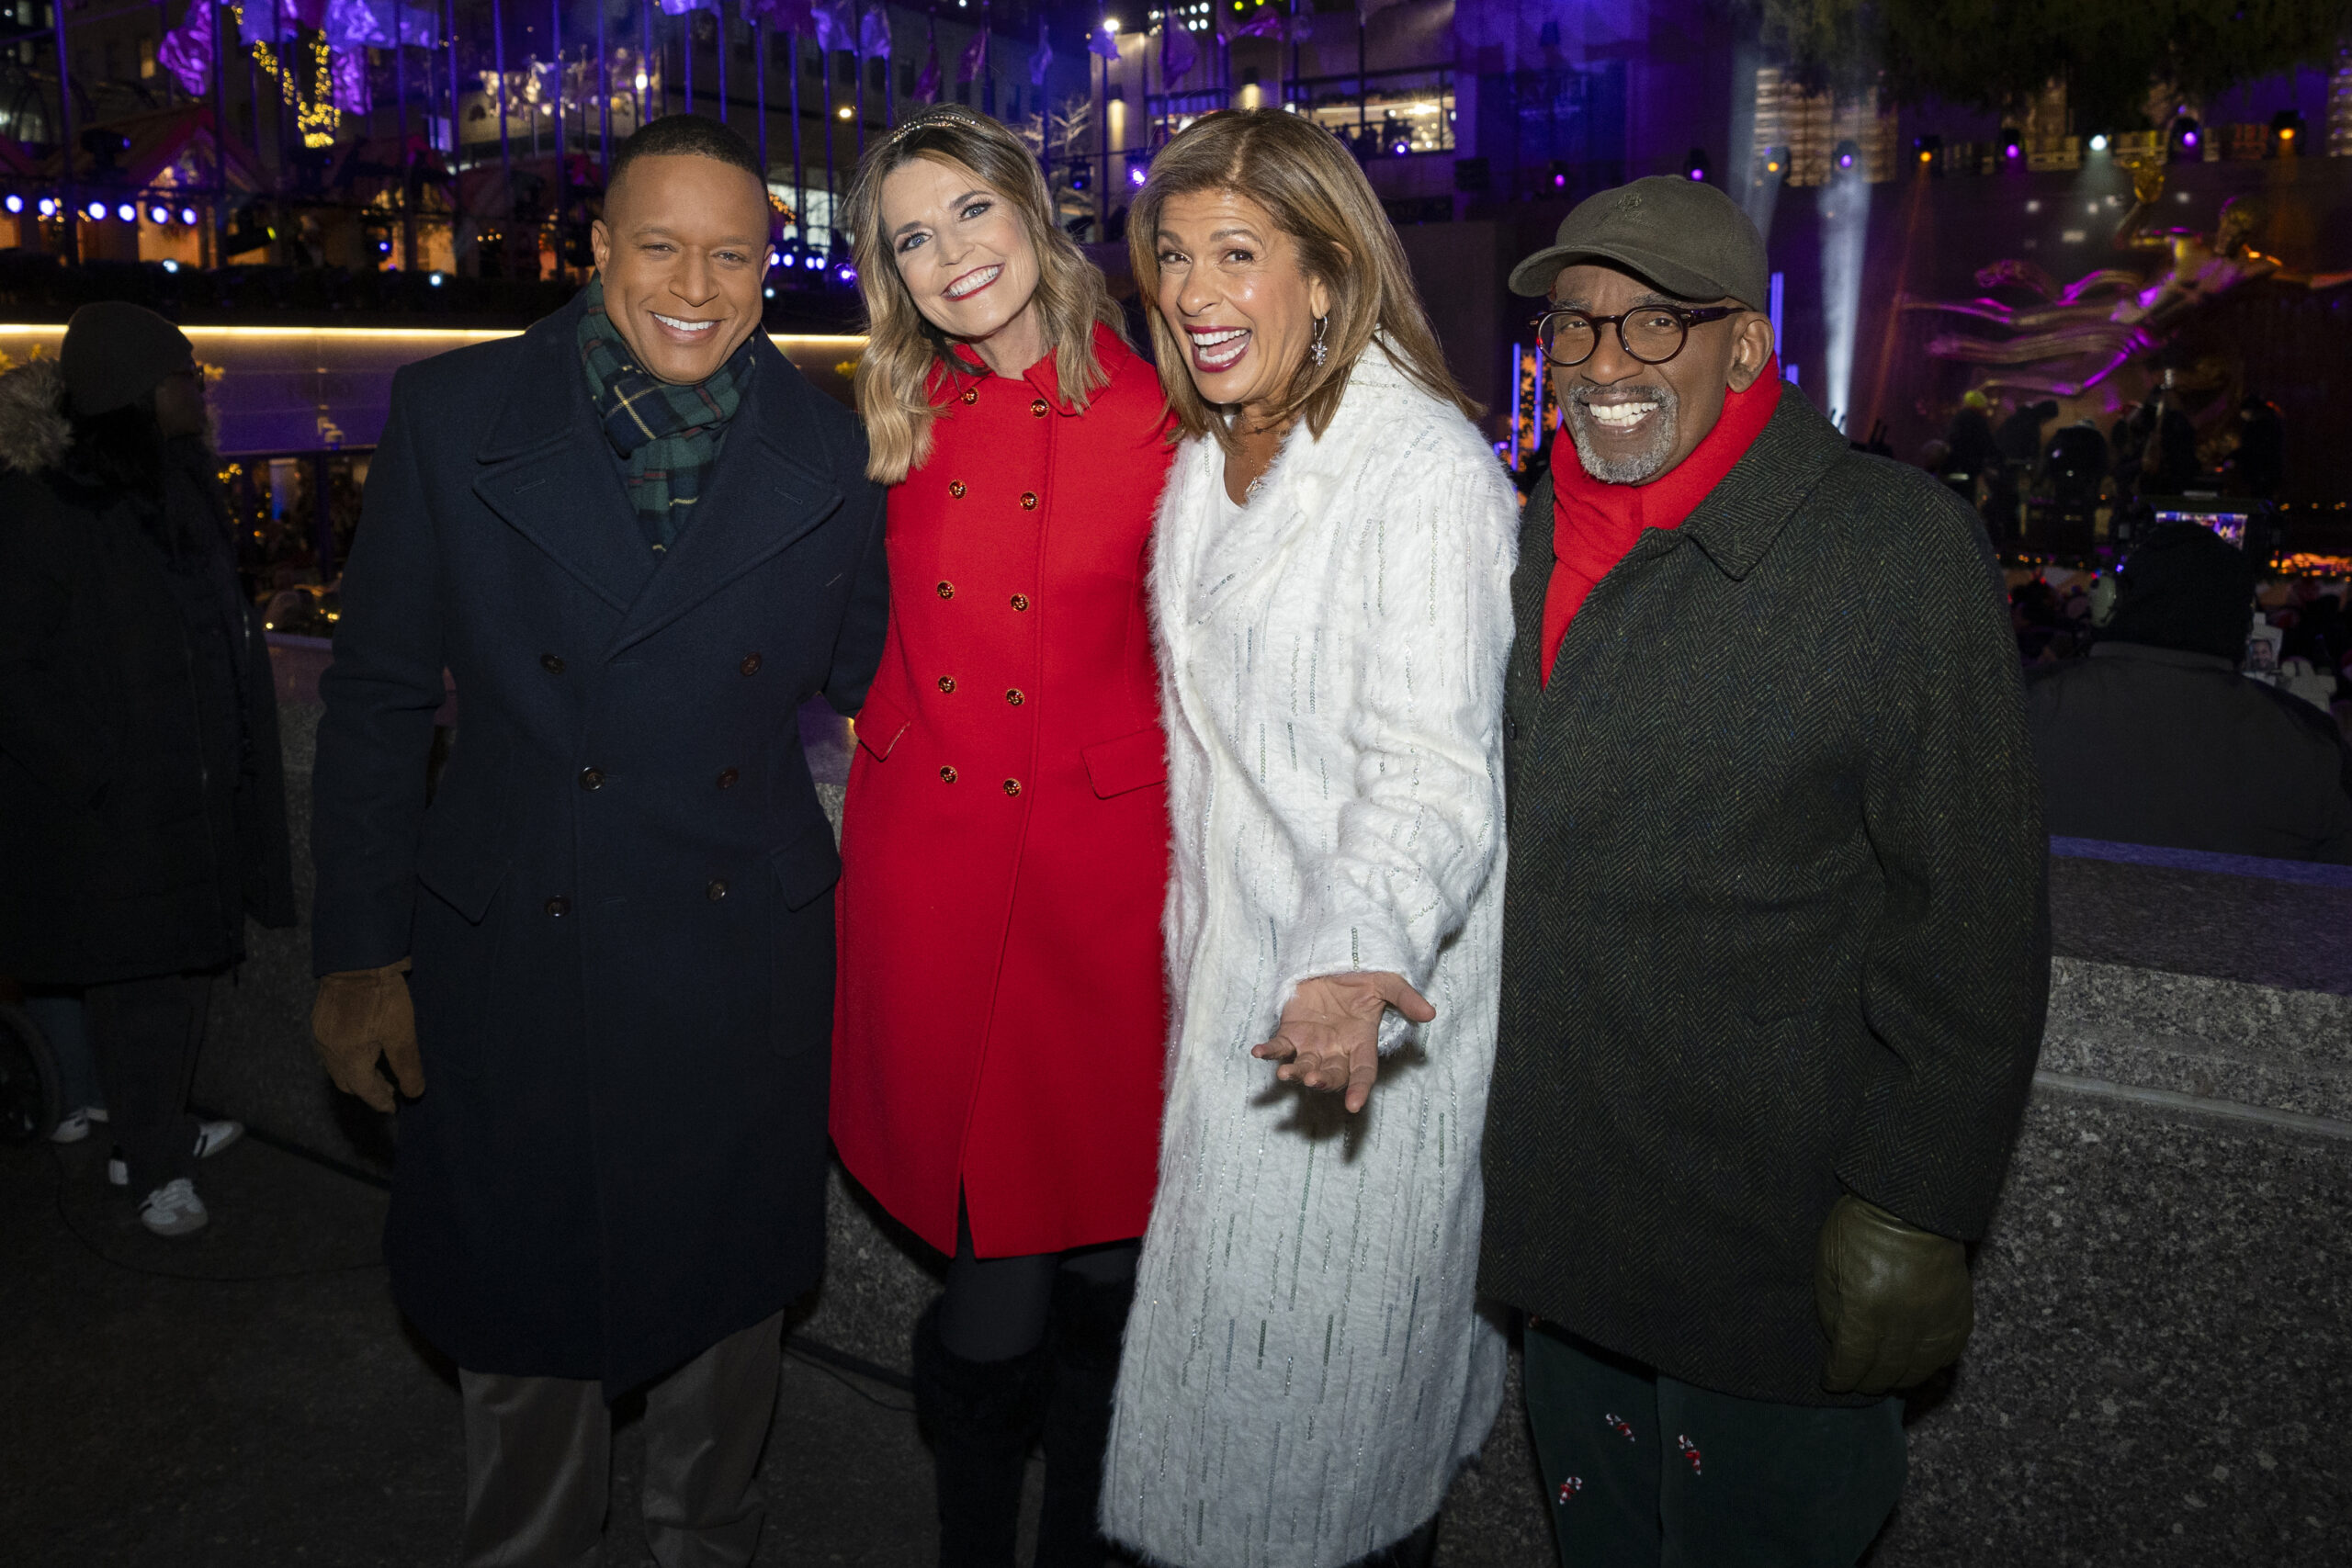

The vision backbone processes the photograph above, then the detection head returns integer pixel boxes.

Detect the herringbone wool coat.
[1102,347,1517,1566]
[1479,389,2049,1406]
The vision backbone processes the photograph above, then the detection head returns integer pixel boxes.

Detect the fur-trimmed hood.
[0,355,73,475]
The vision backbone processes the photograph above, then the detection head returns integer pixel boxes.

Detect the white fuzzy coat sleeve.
[1273,427,1518,1041]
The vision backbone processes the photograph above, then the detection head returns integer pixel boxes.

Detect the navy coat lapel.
[605,333,843,657]
[470,298,658,615]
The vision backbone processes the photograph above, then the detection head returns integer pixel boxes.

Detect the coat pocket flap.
[1081,726,1169,798]
[770,819,843,911]
[854,689,912,762]
[415,836,515,924]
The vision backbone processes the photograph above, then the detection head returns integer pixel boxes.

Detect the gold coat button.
[1009,593,1030,612]
[707,880,729,901]
[1005,688,1023,705]
[940,765,958,784]
[937,581,955,599]
[959,388,978,405]
[1030,399,1048,417]
[716,767,740,789]
[740,652,762,675]
[949,480,967,498]
[1002,778,1022,796]
[937,675,956,694]
[1019,491,1038,510]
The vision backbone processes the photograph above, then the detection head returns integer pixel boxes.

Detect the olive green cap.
[1509,176,1770,310]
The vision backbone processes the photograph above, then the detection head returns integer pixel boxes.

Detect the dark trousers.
[84,973,210,1195]
[1523,1322,1905,1568]
[459,1309,784,1568]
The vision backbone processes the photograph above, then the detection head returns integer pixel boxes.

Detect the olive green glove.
[311,959,422,1113]
[1815,1193,1973,1395]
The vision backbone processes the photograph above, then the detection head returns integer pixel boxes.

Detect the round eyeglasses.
[1532,304,1739,368]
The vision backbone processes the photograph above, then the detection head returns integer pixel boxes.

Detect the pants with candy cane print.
[1521,1321,1906,1567]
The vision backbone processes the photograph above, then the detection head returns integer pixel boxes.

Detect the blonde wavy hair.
[1127,109,1478,452]
[845,107,1126,484]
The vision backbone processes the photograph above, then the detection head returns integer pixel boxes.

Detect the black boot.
[1033,1266,1136,1568]
[914,1300,1054,1568]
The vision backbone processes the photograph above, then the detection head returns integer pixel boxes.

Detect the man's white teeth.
[944,265,1001,300]
[1588,401,1658,429]
[653,313,716,333]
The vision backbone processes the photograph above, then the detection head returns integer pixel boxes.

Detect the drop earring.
[1309,314,1329,367]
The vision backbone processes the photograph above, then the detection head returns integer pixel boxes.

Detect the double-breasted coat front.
[831,326,1176,1258]
[311,293,888,1394]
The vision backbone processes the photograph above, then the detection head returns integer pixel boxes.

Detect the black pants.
[1523,1322,1905,1568]
[84,972,210,1196]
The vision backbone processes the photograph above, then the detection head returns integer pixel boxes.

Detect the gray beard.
[1563,383,1681,484]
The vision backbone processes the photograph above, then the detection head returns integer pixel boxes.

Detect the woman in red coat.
[834,107,1174,1566]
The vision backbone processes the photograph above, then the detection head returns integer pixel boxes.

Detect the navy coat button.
[717,767,740,788]
[940,765,958,783]
[544,896,570,917]
[1005,688,1023,705]
[740,652,763,675]
[1010,593,1030,611]
[1002,778,1022,796]
[938,675,956,694]
[541,653,565,673]
[579,766,605,790]
[707,880,728,901]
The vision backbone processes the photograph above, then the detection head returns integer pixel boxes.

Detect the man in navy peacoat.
[309,116,886,1564]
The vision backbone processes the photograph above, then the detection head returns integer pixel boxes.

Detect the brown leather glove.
[1815,1193,1973,1395]
[311,959,422,1113]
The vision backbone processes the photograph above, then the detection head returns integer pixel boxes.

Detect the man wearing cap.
[0,302,291,1235]
[1479,177,2049,1562]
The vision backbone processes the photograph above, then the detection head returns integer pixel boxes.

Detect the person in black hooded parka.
[0,304,293,1235]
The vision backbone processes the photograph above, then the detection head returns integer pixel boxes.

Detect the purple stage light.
[86,200,108,220]
[1688,166,1704,180]
[1128,164,1148,186]
[37,197,57,217]
[835,263,857,283]
[2,194,19,214]
[2004,142,2020,159]
[1836,152,1855,170]
[116,202,137,222]
[161,259,179,273]
[2181,130,2199,148]
[180,207,198,225]
[149,205,170,224]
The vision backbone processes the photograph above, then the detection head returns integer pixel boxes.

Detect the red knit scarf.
[1540,361,1781,684]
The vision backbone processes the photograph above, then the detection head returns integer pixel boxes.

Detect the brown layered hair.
[1127,108,1478,452]
[844,107,1126,483]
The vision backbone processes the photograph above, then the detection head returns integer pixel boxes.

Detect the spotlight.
[149,204,170,223]
[180,206,198,224]
[37,196,57,217]
[2005,141,2020,160]
[1685,147,1707,183]
[763,286,775,298]
[1102,16,1119,31]
[2271,109,2306,149]
[1127,162,1148,186]
[428,270,445,286]
[805,253,824,268]
[2,194,18,214]
[1832,138,1860,173]
[2087,132,2109,152]
[633,72,648,89]
[836,105,853,120]
[161,258,179,273]
[86,199,108,220]
[2180,130,2199,149]
[115,202,136,221]
[834,263,857,283]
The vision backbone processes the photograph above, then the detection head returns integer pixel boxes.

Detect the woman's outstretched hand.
[1252,973,1437,1113]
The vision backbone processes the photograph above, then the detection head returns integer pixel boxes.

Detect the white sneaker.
[86,1106,108,1123]
[50,1108,92,1144]
[107,1121,243,1187]
[139,1178,209,1236]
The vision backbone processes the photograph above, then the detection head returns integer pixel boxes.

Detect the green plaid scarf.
[575,276,757,552]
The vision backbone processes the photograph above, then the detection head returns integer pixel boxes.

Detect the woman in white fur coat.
[1101,110,1519,1568]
